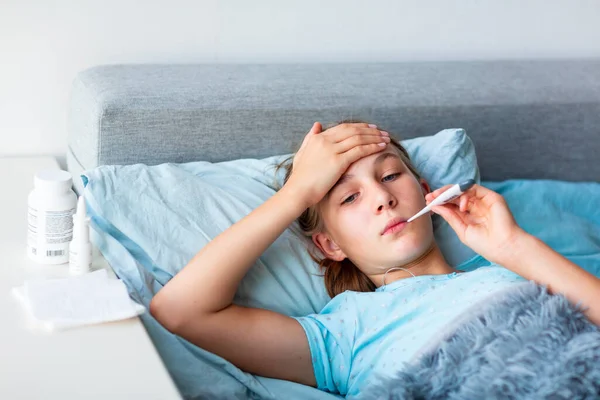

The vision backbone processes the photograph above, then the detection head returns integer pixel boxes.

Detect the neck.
[372,242,459,288]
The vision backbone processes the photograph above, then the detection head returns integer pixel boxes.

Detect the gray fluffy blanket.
[367,281,600,399]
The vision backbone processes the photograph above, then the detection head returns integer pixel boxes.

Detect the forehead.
[324,149,405,201]
[345,148,403,174]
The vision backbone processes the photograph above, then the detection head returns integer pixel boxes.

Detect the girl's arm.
[427,184,600,327]
[497,230,600,326]
[150,122,389,385]
[151,183,316,385]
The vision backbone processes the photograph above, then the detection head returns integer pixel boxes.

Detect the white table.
[0,157,182,399]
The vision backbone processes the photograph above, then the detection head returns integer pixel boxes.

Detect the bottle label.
[27,206,75,258]
[69,248,92,274]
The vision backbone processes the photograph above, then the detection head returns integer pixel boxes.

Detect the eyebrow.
[326,152,402,198]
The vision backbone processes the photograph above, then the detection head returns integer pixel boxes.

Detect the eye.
[341,193,358,205]
[382,173,400,182]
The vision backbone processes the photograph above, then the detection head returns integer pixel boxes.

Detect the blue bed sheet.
[84,177,600,400]
[481,180,600,276]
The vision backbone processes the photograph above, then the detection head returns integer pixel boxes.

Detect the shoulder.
[461,262,524,281]
[478,262,512,273]
[319,289,372,315]
[459,263,504,275]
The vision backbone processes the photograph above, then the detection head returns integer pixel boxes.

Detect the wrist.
[278,180,313,215]
[490,226,530,266]
[282,176,318,210]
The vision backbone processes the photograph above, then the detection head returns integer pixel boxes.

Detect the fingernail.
[368,124,377,128]
[378,142,387,147]
[380,131,389,136]
[382,136,390,142]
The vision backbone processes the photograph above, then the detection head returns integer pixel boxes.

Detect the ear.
[312,232,347,262]
[418,178,435,216]
[420,178,431,197]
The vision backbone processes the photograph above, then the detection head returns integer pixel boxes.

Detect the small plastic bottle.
[27,169,77,264]
[69,195,92,274]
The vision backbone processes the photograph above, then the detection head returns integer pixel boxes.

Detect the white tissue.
[12,269,145,332]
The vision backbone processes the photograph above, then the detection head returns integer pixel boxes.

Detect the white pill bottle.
[27,170,77,264]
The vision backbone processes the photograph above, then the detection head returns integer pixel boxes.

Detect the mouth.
[381,217,408,236]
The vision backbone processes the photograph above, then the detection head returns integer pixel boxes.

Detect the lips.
[381,217,408,235]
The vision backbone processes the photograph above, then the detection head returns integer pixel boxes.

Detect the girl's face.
[313,148,434,276]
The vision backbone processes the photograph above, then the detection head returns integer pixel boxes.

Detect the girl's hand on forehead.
[286,122,390,208]
[426,184,524,264]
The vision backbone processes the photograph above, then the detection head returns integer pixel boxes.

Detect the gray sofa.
[67,60,600,194]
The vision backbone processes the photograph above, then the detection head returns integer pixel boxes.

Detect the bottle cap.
[34,169,73,193]
[72,195,90,242]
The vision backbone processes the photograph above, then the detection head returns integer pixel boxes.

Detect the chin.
[389,233,428,254]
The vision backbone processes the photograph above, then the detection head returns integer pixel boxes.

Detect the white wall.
[2,0,600,163]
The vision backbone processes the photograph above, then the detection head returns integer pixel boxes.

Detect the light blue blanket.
[366,281,600,399]
[83,168,600,399]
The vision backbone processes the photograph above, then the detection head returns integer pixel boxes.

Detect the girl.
[150,122,600,397]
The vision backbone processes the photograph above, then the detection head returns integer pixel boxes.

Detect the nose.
[375,187,396,212]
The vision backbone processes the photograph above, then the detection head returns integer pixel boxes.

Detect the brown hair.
[275,120,422,298]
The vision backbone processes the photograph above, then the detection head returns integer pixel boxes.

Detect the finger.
[342,142,388,165]
[310,122,322,134]
[333,122,378,130]
[320,123,374,137]
[470,184,500,202]
[453,185,501,219]
[472,186,508,217]
[327,125,386,143]
[298,122,322,151]
[460,195,468,212]
[335,134,390,153]
[431,204,468,235]
[456,184,493,213]
[451,191,476,209]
